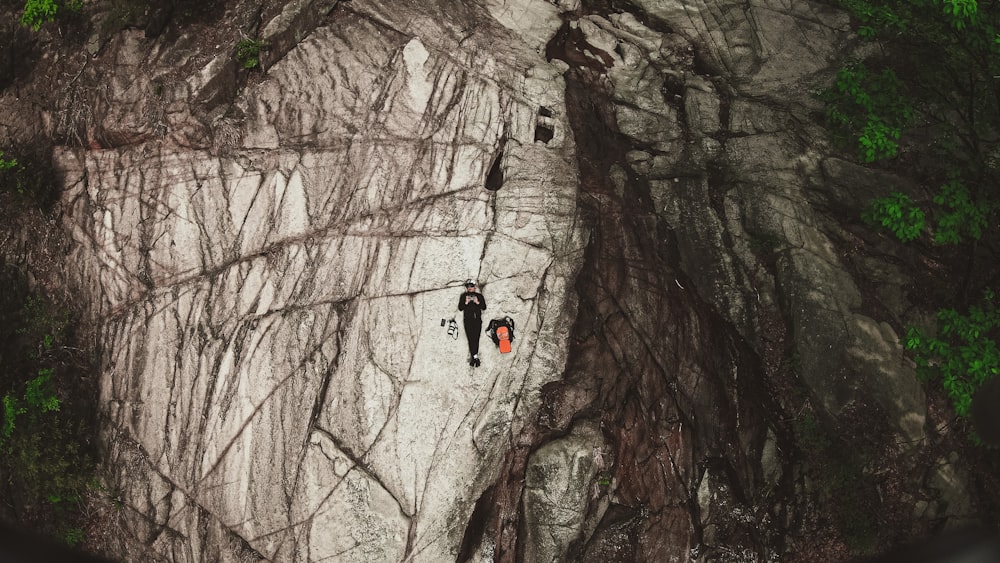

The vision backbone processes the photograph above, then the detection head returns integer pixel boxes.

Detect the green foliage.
[863,179,996,244]
[841,0,991,41]
[820,61,912,162]
[794,411,881,554]
[858,118,901,163]
[840,0,907,34]
[905,289,1000,417]
[25,369,61,413]
[0,147,59,210]
[0,274,95,546]
[2,393,26,438]
[0,151,17,171]
[863,191,925,241]
[938,0,977,29]
[830,0,1000,187]
[932,178,991,244]
[17,295,68,339]
[0,366,62,441]
[62,526,84,547]
[20,0,57,30]
[3,411,92,509]
[235,39,268,70]
[20,0,82,31]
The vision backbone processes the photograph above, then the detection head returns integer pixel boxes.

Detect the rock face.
[477,2,936,561]
[6,0,973,560]
[56,2,584,560]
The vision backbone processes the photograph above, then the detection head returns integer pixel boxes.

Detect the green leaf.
[235,39,268,70]
[864,192,924,241]
[905,289,1000,427]
[20,0,59,31]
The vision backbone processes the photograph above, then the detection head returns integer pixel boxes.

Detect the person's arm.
[479,293,486,311]
[458,293,467,311]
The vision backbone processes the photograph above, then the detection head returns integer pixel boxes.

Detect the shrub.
[235,39,267,70]
[2,393,25,438]
[863,180,995,244]
[794,410,881,555]
[905,289,1000,417]
[63,527,84,547]
[862,191,925,242]
[839,0,907,36]
[820,61,912,162]
[931,178,991,244]
[20,0,82,31]
[0,151,17,171]
[0,146,59,210]
[939,0,978,29]
[0,279,96,546]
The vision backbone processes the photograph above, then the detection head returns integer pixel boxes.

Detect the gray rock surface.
[607,2,927,442]
[1,0,976,559]
[56,1,584,560]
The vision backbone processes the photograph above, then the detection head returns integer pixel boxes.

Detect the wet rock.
[522,420,605,563]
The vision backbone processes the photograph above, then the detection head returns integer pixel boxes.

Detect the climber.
[458,279,486,367]
[486,316,515,353]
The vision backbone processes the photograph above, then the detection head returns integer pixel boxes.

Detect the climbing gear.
[486,316,515,354]
[496,325,511,353]
[447,318,459,340]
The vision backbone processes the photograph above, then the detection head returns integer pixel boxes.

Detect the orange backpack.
[496,325,511,353]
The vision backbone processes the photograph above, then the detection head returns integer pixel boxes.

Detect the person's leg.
[470,321,481,356]
[464,319,482,366]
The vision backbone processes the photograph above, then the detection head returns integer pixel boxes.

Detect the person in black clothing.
[458,279,486,367]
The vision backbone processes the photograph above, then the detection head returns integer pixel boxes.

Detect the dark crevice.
[692,50,725,78]
[456,485,496,563]
[718,88,733,136]
[545,20,613,70]
[226,531,266,562]
[307,317,341,432]
[581,0,668,33]
[534,123,554,144]
[0,22,40,91]
[485,139,506,191]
